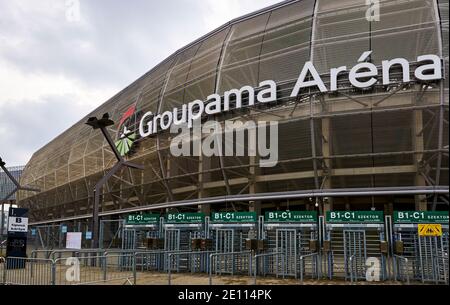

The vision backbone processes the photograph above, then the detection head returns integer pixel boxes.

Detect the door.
[215,229,235,274]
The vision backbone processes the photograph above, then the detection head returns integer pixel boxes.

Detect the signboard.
[265,211,317,223]
[326,211,384,223]
[66,232,82,249]
[166,213,205,224]
[418,224,443,237]
[61,225,68,233]
[126,213,160,225]
[6,208,29,266]
[31,228,36,236]
[7,215,28,233]
[85,231,92,240]
[211,212,257,223]
[393,211,449,224]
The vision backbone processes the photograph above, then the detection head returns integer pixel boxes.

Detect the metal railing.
[349,255,356,284]
[209,251,252,285]
[393,255,410,285]
[168,250,216,285]
[253,252,285,285]
[1,254,136,285]
[299,253,319,283]
[2,256,54,285]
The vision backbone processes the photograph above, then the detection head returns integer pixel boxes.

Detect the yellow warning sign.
[418,224,443,237]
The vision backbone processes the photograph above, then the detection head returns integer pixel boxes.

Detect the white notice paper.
[66,232,82,249]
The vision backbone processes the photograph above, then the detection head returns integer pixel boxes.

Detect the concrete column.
[413,109,427,211]
[198,139,211,214]
[248,155,261,213]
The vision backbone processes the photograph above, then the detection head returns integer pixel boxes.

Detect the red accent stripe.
[118,105,136,128]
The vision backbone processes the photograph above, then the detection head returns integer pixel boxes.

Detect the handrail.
[253,251,285,285]
[167,250,217,285]
[299,252,319,283]
[209,251,252,285]
[349,255,356,284]
[394,255,410,285]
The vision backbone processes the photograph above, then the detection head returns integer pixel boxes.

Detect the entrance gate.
[324,211,387,281]
[392,211,449,284]
[209,212,257,275]
[163,213,207,272]
[262,211,319,279]
[99,219,124,249]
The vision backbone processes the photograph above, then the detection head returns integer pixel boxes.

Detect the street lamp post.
[85,113,144,249]
[0,157,40,242]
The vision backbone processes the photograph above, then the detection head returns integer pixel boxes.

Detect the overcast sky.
[0,0,279,167]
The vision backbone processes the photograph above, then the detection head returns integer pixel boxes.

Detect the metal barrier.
[0,257,5,284]
[53,254,136,285]
[299,253,319,283]
[253,252,284,285]
[393,255,410,285]
[2,257,54,285]
[166,250,215,285]
[209,251,252,285]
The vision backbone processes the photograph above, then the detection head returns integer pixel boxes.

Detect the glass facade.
[17,0,449,224]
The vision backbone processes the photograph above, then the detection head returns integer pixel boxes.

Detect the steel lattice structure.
[17,0,449,226]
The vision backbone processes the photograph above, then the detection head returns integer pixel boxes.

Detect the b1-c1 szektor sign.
[166,213,205,224]
[125,213,160,225]
[265,211,318,223]
[326,211,384,223]
[393,211,449,223]
[211,212,257,223]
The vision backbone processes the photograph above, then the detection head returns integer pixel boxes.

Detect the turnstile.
[392,211,449,284]
[208,212,257,275]
[163,213,207,272]
[324,211,388,281]
[123,214,164,270]
[262,211,319,278]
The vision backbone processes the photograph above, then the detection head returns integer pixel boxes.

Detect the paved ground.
[134,271,412,285]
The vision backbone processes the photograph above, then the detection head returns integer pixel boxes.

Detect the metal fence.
[1,254,136,285]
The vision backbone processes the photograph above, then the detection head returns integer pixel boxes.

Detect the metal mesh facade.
[18,0,449,224]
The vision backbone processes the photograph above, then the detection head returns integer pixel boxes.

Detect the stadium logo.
[115,105,139,156]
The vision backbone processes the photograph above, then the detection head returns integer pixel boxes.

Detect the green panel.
[264,211,317,223]
[166,213,205,224]
[211,212,257,223]
[393,211,449,223]
[326,211,384,223]
[125,213,160,225]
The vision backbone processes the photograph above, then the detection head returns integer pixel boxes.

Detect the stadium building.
[14,0,449,282]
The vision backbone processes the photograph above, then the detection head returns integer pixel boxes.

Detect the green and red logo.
[115,105,139,156]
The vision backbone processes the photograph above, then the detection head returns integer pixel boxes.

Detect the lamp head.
[0,157,5,167]
[86,113,114,129]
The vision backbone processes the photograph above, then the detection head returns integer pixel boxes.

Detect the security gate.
[392,211,449,284]
[163,213,207,272]
[262,211,319,278]
[324,211,387,281]
[99,219,124,249]
[209,212,257,275]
